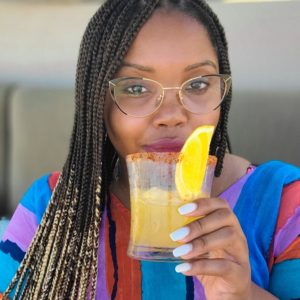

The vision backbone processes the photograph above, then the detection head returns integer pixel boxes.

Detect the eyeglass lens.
[112,75,226,117]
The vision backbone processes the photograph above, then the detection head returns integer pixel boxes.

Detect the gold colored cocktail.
[126,151,216,261]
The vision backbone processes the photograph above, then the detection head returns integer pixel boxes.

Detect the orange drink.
[126,149,216,261]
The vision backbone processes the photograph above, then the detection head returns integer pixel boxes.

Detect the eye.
[184,78,209,93]
[123,84,148,96]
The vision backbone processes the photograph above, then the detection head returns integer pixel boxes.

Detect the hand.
[170,197,252,300]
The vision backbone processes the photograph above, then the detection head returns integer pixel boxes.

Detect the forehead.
[122,9,218,72]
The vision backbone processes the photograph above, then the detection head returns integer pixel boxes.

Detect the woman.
[1,0,300,299]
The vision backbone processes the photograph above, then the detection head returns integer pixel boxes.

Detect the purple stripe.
[219,170,254,209]
[2,204,38,252]
[274,206,300,256]
[193,277,206,299]
[96,208,109,300]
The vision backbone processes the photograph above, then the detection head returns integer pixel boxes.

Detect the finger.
[174,258,249,280]
[171,207,237,244]
[178,197,230,218]
[173,226,248,261]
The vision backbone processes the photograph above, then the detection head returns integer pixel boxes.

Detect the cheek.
[104,96,148,158]
[212,109,221,127]
[193,108,220,129]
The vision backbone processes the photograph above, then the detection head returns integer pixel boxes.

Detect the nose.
[152,89,188,127]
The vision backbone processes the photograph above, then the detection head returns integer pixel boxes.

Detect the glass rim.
[126,152,217,165]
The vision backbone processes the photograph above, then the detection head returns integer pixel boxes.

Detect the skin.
[104,9,278,300]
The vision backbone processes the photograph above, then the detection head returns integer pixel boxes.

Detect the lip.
[144,139,184,152]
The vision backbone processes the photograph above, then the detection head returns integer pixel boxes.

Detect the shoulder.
[0,172,59,293]
[268,180,300,297]
[223,153,251,177]
[20,173,59,223]
[275,179,300,240]
[273,180,300,259]
[212,153,251,196]
[48,172,60,191]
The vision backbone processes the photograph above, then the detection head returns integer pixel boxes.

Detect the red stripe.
[275,181,300,232]
[48,172,60,192]
[268,181,300,269]
[105,193,141,300]
[275,236,300,264]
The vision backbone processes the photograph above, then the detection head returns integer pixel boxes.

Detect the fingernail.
[170,227,190,241]
[178,203,197,215]
[175,262,192,273]
[173,243,193,257]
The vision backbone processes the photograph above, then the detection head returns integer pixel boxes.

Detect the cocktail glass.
[126,152,216,262]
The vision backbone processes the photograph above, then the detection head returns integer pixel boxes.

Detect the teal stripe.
[0,250,20,292]
[141,261,186,300]
[269,259,300,300]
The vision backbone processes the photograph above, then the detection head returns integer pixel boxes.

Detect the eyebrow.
[121,62,155,73]
[121,60,218,73]
[184,60,218,71]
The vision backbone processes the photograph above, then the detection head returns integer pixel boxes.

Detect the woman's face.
[104,9,220,161]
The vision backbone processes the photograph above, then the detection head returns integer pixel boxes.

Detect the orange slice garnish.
[175,125,215,200]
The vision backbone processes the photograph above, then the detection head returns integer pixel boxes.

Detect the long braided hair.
[3,0,232,298]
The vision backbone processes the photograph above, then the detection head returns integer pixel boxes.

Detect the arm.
[0,174,52,295]
[267,181,300,299]
[269,258,300,299]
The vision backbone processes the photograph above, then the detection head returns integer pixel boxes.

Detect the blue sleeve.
[0,174,52,294]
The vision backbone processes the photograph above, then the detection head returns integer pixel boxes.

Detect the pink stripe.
[274,206,300,256]
[95,208,109,300]
[2,204,38,252]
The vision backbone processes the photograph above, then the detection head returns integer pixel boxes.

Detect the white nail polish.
[173,243,193,257]
[178,203,197,215]
[175,263,192,273]
[170,227,190,241]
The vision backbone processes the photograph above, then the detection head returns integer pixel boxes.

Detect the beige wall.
[0,3,99,87]
[0,1,299,91]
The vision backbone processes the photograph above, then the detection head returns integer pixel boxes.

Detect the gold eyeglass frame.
[109,74,232,118]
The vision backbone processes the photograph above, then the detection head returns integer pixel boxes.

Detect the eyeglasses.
[109,74,231,118]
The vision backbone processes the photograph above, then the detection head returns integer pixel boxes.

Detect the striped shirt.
[1,161,300,299]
